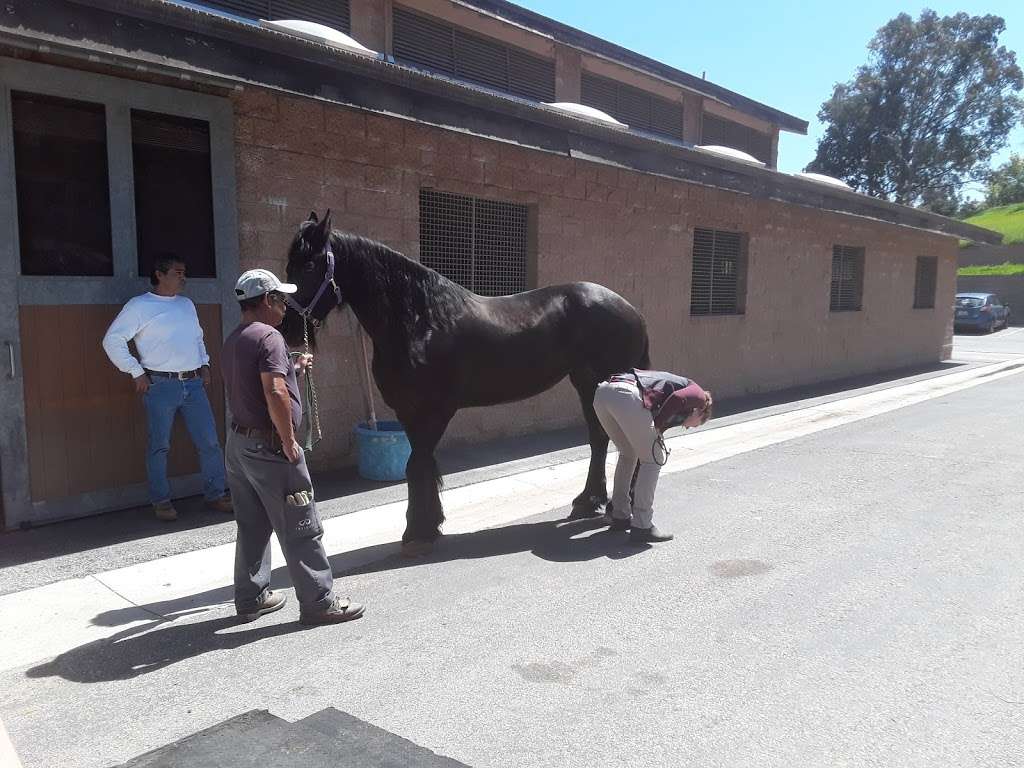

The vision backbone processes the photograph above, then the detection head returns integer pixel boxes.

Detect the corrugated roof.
[448,0,808,134]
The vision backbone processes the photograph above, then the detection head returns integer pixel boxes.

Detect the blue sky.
[515,1,1024,197]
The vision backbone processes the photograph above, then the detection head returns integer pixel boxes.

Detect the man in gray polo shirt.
[222,268,364,625]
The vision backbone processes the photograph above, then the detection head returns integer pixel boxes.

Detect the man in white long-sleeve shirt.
[102,255,232,521]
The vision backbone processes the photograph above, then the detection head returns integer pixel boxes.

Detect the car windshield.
[956,296,985,307]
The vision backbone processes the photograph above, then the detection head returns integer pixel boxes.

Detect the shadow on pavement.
[0,359,966,570]
[24,612,306,683]
[29,516,647,682]
[334,516,646,579]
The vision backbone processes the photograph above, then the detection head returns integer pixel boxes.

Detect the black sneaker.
[629,525,674,543]
[299,596,365,626]
[236,590,287,622]
[607,516,631,532]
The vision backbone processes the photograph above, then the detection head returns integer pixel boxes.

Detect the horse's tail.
[637,326,651,369]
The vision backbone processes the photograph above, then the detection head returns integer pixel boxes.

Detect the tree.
[807,11,1023,207]
[985,154,1024,207]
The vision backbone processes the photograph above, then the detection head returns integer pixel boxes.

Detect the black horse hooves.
[567,497,609,520]
[401,539,436,558]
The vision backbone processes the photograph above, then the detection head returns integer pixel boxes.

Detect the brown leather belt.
[147,368,202,380]
[230,422,277,441]
[608,373,638,384]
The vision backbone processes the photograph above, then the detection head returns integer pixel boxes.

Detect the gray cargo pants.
[593,380,664,529]
[226,430,334,613]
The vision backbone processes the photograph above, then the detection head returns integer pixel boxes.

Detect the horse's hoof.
[567,502,606,520]
[401,540,435,558]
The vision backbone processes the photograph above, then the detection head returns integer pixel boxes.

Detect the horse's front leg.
[569,375,610,518]
[400,408,455,557]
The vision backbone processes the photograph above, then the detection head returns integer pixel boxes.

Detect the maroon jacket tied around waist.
[608,369,708,432]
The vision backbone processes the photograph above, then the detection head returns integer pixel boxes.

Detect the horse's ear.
[308,209,332,250]
[306,211,319,223]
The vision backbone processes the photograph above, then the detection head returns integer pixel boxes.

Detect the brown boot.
[153,501,178,522]
[630,525,673,543]
[299,596,365,626]
[205,494,233,514]
[236,590,287,622]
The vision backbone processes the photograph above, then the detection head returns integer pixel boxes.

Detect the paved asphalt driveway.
[2,328,1023,767]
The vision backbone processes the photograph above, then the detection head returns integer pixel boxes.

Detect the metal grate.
[131,109,210,153]
[394,6,555,102]
[830,245,864,312]
[581,72,683,140]
[132,110,216,279]
[12,91,114,276]
[198,0,351,33]
[701,114,772,163]
[690,228,746,316]
[913,255,937,309]
[419,189,529,296]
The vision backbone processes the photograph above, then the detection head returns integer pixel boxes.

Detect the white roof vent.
[259,19,378,57]
[544,102,627,127]
[793,172,852,190]
[695,145,766,167]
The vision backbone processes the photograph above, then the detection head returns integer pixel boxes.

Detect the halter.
[285,239,342,451]
[285,241,343,323]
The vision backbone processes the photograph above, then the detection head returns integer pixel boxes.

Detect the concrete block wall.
[233,87,957,471]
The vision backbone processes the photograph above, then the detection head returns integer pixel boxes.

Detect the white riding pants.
[593,380,664,529]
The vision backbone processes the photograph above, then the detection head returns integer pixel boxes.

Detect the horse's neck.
[338,243,398,345]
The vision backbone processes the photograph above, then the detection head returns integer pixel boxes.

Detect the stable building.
[0,0,997,529]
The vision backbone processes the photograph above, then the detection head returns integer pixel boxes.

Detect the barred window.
[581,72,683,140]
[831,245,864,312]
[701,113,772,164]
[197,0,350,33]
[419,189,530,296]
[12,91,113,276]
[690,228,747,316]
[394,6,555,103]
[913,256,937,309]
[132,111,216,278]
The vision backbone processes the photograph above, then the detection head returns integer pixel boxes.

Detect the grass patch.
[958,262,1024,276]
[963,202,1024,245]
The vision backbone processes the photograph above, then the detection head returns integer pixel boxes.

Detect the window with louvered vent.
[132,111,216,278]
[690,228,747,316]
[580,72,683,140]
[913,256,937,309]
[198,0,350,33]
[830,245,864,312]
[12,91,113,276]
[419,189,530,296]
[701,114,772,164]
[394,6,555,103]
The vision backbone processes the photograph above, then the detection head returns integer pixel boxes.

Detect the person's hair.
[238,294,266,312]
[699,393,714,425]
[150,253,184,286]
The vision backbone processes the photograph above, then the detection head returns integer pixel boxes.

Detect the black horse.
[281,211,650,555]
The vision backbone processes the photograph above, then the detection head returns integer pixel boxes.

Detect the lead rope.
[348,310,377,430]
[302,315,322,451]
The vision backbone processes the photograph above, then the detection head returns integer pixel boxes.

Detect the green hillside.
[963,203,1024,245]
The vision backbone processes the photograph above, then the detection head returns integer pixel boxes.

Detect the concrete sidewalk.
[0,356,991,597]
[0,356,999,597]
[2,355,1023,680]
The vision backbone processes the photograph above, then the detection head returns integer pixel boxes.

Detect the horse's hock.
[354,421,412,482]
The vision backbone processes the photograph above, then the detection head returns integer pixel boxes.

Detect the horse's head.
[281,210,342,347]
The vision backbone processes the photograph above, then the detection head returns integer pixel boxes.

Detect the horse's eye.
[303,261,315,273]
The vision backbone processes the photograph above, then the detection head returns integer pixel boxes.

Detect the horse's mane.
[332,232,473,362]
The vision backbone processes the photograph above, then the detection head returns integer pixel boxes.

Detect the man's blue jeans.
[144,377,227,504]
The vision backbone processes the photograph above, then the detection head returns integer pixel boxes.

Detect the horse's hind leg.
[568,372,610,519]
[401,408,454,557]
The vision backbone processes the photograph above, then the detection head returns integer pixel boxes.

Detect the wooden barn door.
[0,60,239,529]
